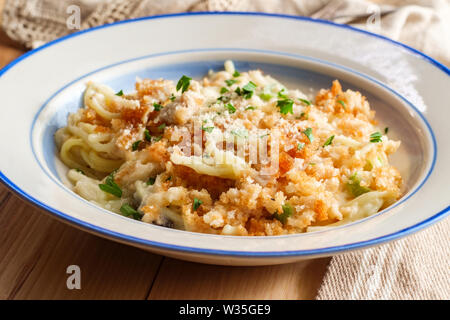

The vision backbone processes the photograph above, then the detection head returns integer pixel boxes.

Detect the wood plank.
[148,257,329,300]
[0,191,163,299]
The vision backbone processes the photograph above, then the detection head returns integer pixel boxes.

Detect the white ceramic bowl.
[0,13,448,265]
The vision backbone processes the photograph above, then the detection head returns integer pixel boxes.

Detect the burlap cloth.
[1,0,449,300]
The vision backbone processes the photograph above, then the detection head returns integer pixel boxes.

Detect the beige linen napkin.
[1,0,449,300]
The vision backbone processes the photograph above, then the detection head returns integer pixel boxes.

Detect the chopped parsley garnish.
[299,98,311,106]
[234,87,242,96]
[346,172,371,197]
[147,177,156,185]
[176,75,192,93]
[274,204,293,224]
[297,142,305,150]
[370,132,382,143]
[245,106,256,110]
[217,95,231,103]
[144,129,152,142]
[277,89,288,99]
[153,135,162,142]
[384,127,389,134]
[277,98,294,115]
[225,79,237,86]
[259,86,273,101]
[259,92,273,101]
[299,112,309,120]
[120,204,141,220]
[193,198,203,211]
[202,126,214,133]
[302,128,314,142]
[169,94,176,101]
[153,103,163,111]
[225,103,236,114]
[220,87,229,94]
[323,135,335,147]
[115,90,124,96]
[132,140,142,151]
[337,100,347,109]
[75,168,85,175]
[242,81,257,99]
[233,70,241,77]
[364,160,373,171]
[231,129,248,138]
[99,172,122,198]
[158,124,166,132]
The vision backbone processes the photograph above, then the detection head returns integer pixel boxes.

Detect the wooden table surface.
[0,29,330,300]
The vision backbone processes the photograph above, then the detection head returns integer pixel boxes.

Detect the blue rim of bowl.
[0,12,449,258]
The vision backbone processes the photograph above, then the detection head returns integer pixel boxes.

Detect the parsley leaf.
[299,112,309,120]
[158,124,166,132]
[147,177,156,185]
[370,132,382,143]
[193,198,203,211]
[220,87,229,94]
[225,79,237,86]
[323,135,335,147]
[120,204,141,220]
[233,70,241,77]
[115,90,124,96]
[231,129,248,138]
[225,103,236,114]
[132,140,141,151]
[337,100,347,110]
[297,142,305,150]
[259,92,273,101]
[346,173,371,197]
[245,106,256,110]
[277,89,288,99]
[277,98,294,115]
[153,135,162,142]
[242,81,257,99]
[202,126,214,133]
[75,168,85,175]
[153,103,163,111]
[169,94,176,101]
[217,95,231,103]
[274,204,293,224]
[144,129,152,142]
[299,98,311,106]
[384,127,389,134]
[176,75,192,93]
[302,128,314,142]
[99,172,122,198]
[259,86,274,101]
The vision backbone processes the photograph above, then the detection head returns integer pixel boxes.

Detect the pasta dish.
[55,61,402,235]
